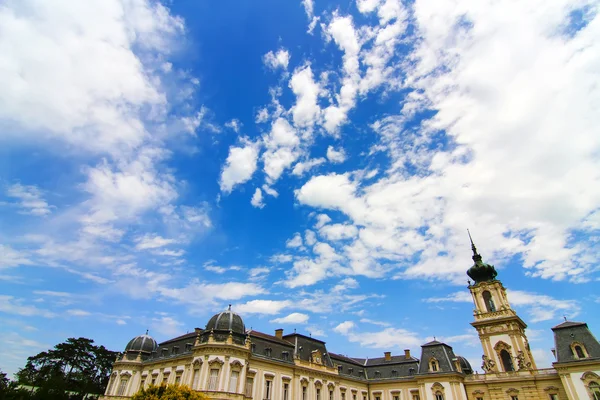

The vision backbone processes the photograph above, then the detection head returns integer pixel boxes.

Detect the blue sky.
[1,0,599,378]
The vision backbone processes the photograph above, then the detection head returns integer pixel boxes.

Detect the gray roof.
[206,309,245,334]
[552,321,587,330]
[125,334,158,354]
[552,321,600,363]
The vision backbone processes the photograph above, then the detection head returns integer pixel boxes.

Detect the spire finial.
[564,315,567,322]
[228,304,232,311]
[146,329,149,335]
[467,229,478,255]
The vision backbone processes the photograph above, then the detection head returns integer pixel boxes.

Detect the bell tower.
[466,232,537,373]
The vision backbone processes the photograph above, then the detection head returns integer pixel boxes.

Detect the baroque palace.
[101,241,600,400]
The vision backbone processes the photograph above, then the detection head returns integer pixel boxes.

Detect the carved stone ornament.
[516,350,531,370]
[481,355,496,372]
[208,357,224,366]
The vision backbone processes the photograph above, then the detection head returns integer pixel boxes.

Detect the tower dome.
[205,305,246,334]
[466,231,497,284]
[125,332,158,353]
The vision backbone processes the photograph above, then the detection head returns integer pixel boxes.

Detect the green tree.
[132,384,208,400]
[14,337,118,398]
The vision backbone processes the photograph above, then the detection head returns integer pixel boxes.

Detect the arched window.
[482,291,496,312]
[429,357,439,372]
[590,382,600,400]
[574,345,585,358]
[117,376,129,396]
[500,350,514,372]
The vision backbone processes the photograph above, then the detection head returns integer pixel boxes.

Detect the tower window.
[573,344,586,358]
[500,349,514,372]
[482,290,496,312]
[589,381,600,400]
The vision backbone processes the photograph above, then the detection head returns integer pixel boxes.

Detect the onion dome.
[205,305,246,334]
[466,230,497,284]
[125,331,158,353]
[457,356,473,374]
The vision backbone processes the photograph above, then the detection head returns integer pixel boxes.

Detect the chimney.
[384,351,391,361]
[275,329,284,339]
[404,349,411,358]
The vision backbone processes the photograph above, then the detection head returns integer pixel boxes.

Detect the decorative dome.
[457,356,473,374]
[205,305,245,334]
[466,231,497,284]
[125,333,158,353]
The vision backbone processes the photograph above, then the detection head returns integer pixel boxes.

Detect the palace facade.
[101,241,600,400]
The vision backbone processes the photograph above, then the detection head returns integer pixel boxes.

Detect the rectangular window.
[317,388,321,400]
[162,374,169,385]
[393,396,399,400]
[341,392,345,400]
[265,379,272,400]
[548,396,558,400]
[303,386,307,400]
[192,368,200,389]
[476,398,483,400]
[330,390,334,400]
[435,395,443,400]
[353,394,356,400]
[117,379,128,396]
[229,370,239,392]
[412,396,420,400]
[375,396,380,400]
[511,397,518,400]
[208,368,219,390]
[151,377,156,386]
[283,382,289,400]
[245,377,254,397]
[175,373,182,385]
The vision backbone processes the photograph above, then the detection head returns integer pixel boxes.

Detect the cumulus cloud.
[286,233,304,248]
[270,312,309,324]
[251,188,265,208]
[289,65,322,127]
[236,299,292,315]
[220,140,260,193]
[292,158,326,176]
[326,146,347,163]
[264,48,290,70]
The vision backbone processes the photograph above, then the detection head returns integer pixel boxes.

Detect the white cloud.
[236,299,292,315]
[0,0,183,156]
[334,320,355,334]
[314,214,332,229]
[220,140,260,193]
[326,146,347,163]
[289,65,322,128]
[270,312,309,324]
[67,309,91,317]
[302,0,314,18]
[262,185,279,198]
[304,230,317,246]
[359,318,391,327]
[0,295,56,318]
[262,118,301,183]
[286,233,304,248]
[263,48,290,70]
[6,184,53,216]
[248,267,270,278]
[0,245,33,268]
[251,188,265,208]
[319,223,358,240]
[292,158,326,176]
[135,234,177,250]
[256,107,269,123]
[225,118,242,133]
[151,315,183,336]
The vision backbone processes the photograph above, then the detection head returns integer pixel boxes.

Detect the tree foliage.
[132,384,208,400]
[13,337,118,398]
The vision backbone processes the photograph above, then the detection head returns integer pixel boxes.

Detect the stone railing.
[473,309,516,321]
[465,368,557,381]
